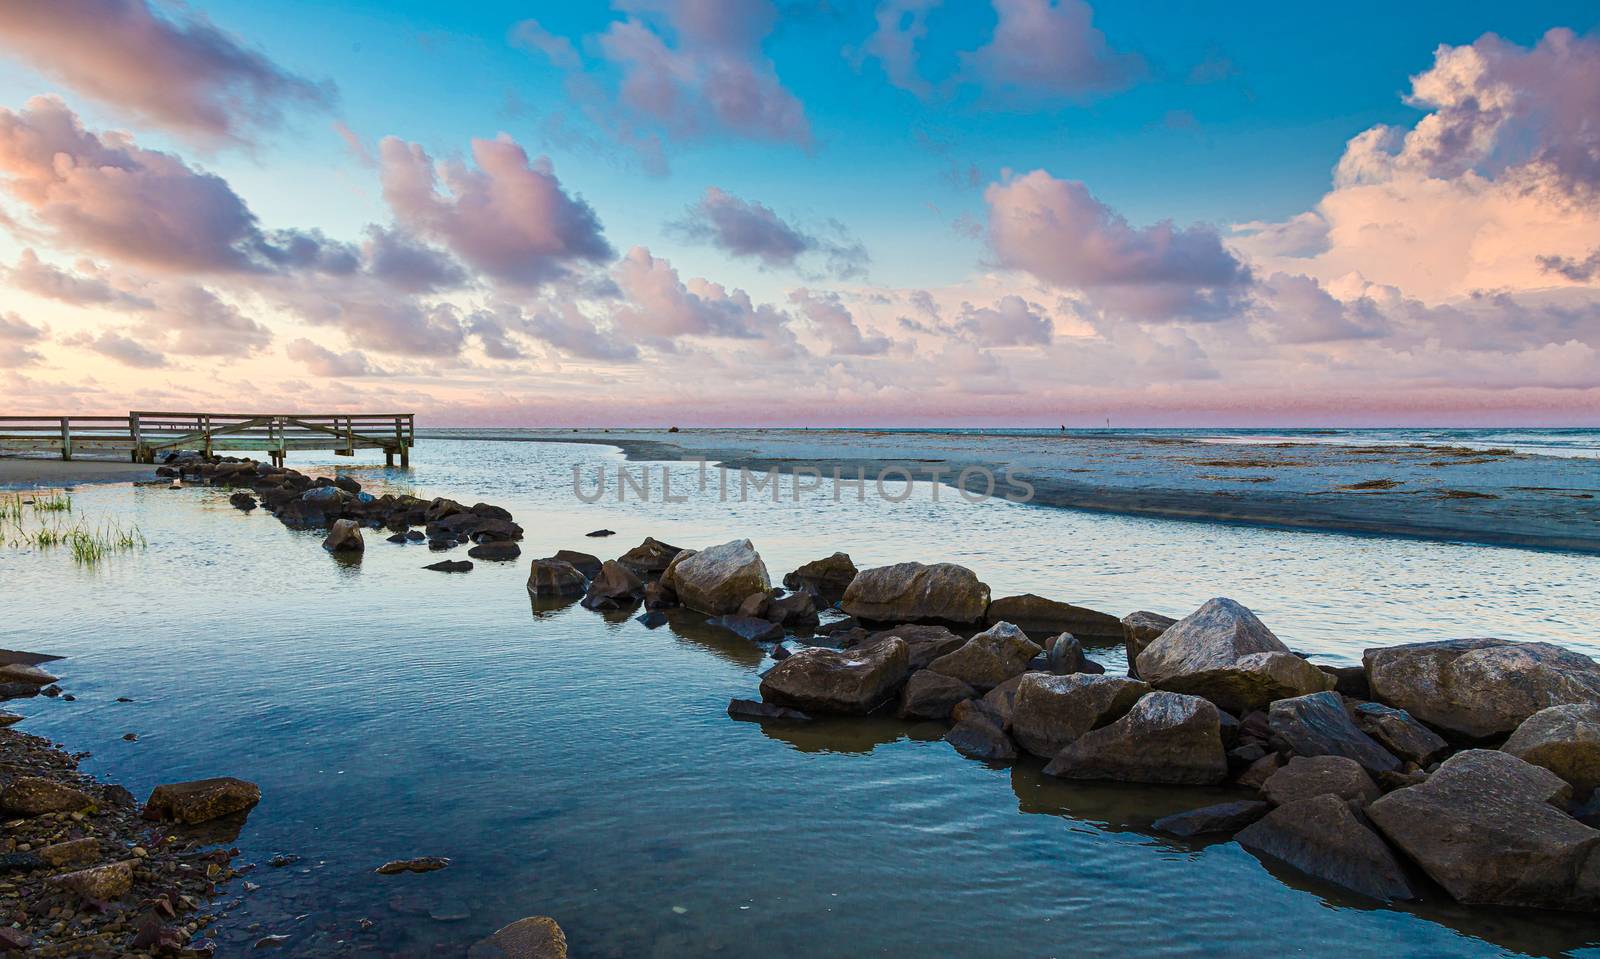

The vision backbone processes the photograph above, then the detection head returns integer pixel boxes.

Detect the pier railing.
[0,412,415,467]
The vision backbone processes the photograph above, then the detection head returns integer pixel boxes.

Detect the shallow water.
[2,439,1599,957]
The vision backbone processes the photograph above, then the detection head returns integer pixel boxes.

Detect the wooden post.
[60,417,71,461]
[202,414,212,458]
[129,412,144,462]
[385,449,395,468]
[400,443,410,469]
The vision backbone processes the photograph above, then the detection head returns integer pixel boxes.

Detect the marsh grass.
[1,491,144,564]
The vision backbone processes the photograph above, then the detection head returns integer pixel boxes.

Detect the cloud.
[788,288,892,355]
[672,187,870,279]
[361,225,468,294]
[0,311,46,367]
[1537,248,1600,282]
[279,280,468,358]
[854,0,941,98]
[510,19,581,71]
[1249,273,1389,345]
[0,0,333,143]
[986,169,1251,320]
[134,284,271,356]
[956,295,1053,345]
[378,134,613,287]
[959,0,1144,102]
[7,249,153,309]
[285,338,384,376]
[72,330,166,368]
[610,246,789,340]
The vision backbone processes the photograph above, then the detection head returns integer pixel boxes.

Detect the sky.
[0,0,1597,426]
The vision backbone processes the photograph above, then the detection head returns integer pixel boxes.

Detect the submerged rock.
[1009,673,1148,759]
[321,518,364,553]
[1043,691,1228,785]
[898,670,975,720]
[1261,756,1380,806]
[706,614,784,643]
[581,561,645,610]
[841,562,990,625]
[984,594,1122,642]
[925,622,1041,691]
[1268,692,1400,775]
[1363,638,1600,740]
[527,559,589,598]
[1236,796,1417,902]
[1135,599,1330,712]
[468,915,568,959]
[1153,800,1270,838]
[727,698,811,723]
[670,539,772,615]
[944,715,1017,763]
[228,492,257,511]
[424,560,473,573]
[1121,611,1176,679]
[759,638,910,715]
[1502,704,1600,794]
[467,541,521,561]
[142,777,261,824]
[376,857,450,875]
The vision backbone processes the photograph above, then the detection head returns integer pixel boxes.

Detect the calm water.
[3,439,1599,957]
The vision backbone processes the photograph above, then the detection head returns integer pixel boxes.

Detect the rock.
[643,581,677,610]
[766,591,819,628]
[467,541,521,561]
[0,928,31,951]
[1268,692,1400,775]
[706,614,784,643]
[841,562,990,625]
[1350,702,1447,766]
[635,611,667,629]
[737,592,771,619]
[585,529,615,537]
[782,552,858,595]
[1321,665,1370,699]
[142,777,261,824]
[848,624,966,670]
[321,518,364,553]
[1134,599,1330,712]
[944,715,1017,762]
[1010,673,1149,759]
[616,536,682,575]
[926,622,1041,691]
[0,663,57,686]
[1367,749,1598,909]
[38,837,99,867]
[1364,638,1600,740]
[951,674,1028,730]
[375,857,450,875]
[1153,800,1270,838]
[898,670,976,720]
[1237,796,1417,901]
[727,698,810,723]
[1044,692,1228,785]
[551,549,602,579]
[468,916,567,959]
[526,559,589,598]
[228,491,257,511]
[669,540,771,614]
[1236,751,1285,789]
[1262,756,1381,806]
[580,560,645,610]
[1121,611,1176,679]
[51,860,134,900]
[424,560,473,573]
[386,532,408,544]
[1502,704,1600,793]
[0,777,93,815]
[984,594,1122,642]
[0,711,21,727]
[759,638,910,715]
[1041,632,1102,675]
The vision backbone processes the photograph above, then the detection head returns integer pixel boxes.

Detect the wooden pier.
[0,411,415,467]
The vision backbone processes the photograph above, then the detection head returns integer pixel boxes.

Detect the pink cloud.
[0,0,332,143]
[853,0,941,98]
[286,338,385,377]
[610,246,788,340]
[960,0,1144,102]
[69,329,166,368]
[788,289,892,356]
[7,249,153,309]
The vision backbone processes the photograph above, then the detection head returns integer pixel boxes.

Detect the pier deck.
[0,412,415,467]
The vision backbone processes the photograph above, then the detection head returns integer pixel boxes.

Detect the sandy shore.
[0,456,156,488]
[422,428,1600,553]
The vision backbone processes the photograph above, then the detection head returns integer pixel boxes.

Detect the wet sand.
[425,428,1600,553]
[0,456,155,489]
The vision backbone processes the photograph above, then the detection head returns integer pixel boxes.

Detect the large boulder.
[841,562,990,625]
[468,916,568,959]
[0,777,93,816]
[142,777,261,824]
[1153,800,1270,838]
[1043,692,1228,785]
[984,594,1121,642]
[898,670,976,720]
[926,622,1040,691]
[551,549,602,580]
[1502,704,1600,794]
[1366,749,1600,909]
[766,592,819,628]
[1236,796,1417,902]
[1121,611,1176,679]
[321,518,364,553]
[1009,673,1149,759]
[846,624,966,670]
[1349,702,1447,766]
[1261,756,1380,806]
[527,559,590,598]
[580,560,645,610]
[782,552,858,595]
[759,638,910,715]
[1134,599,1329,712]
[951,674,1028,731]
[944,715,1017,762]
[617,536,682,575]
[668,539,771,615]
[1363,638,1600,740]
[1268,692,1400,775]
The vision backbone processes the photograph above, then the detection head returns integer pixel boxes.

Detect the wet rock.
[766,591,820,628]
[1502,704,1600,793]
[782,552,858,596]
[944,715,1017,763]
[847,624,966,671]
[1236,796,1417,902]
[467,541,521,562]
[926,622,1041,691]
[1043,632,1104,675]
[1364,638,1600,740]
[406,529,425,541]
[580,560,645,610]
[1321,665,1370,699]
[1366,749,1598,909]
[951,674,1028,730]
[551,549,602,580]
[1236,752,1285,789]
[616,536,682,575]
[1010,673,1148,759]
[1268,692,1400,775]
[1121,611,1176,679]
[376,857,450,875]
[670,539,771,615]
[643,581,678,610]
[0,663,57,686]
[321,518,364,553]
[1350,702,1448,766]
[759,638,910,715]
[0,776,93,815]
[1135,599,1330,712]
[841,562,990,625]
[635,611,667,629]
[737,592,771,619]
[51,859,135,900]
[1153,800,1270,838]
[229,492,257,511]
[706,614,783,643]
[1262,756,1381,806]
[142,777,261,824]
[386,532,408,544]
[468,915,568,959]
[0,711,21,727]
[424,560,473,573]
[1043,691,1228,785]
[898,670,976,720]
[727,698,810,723]
[586,529,615,537]
[527,559,589,598]
[984,594,1122,642]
